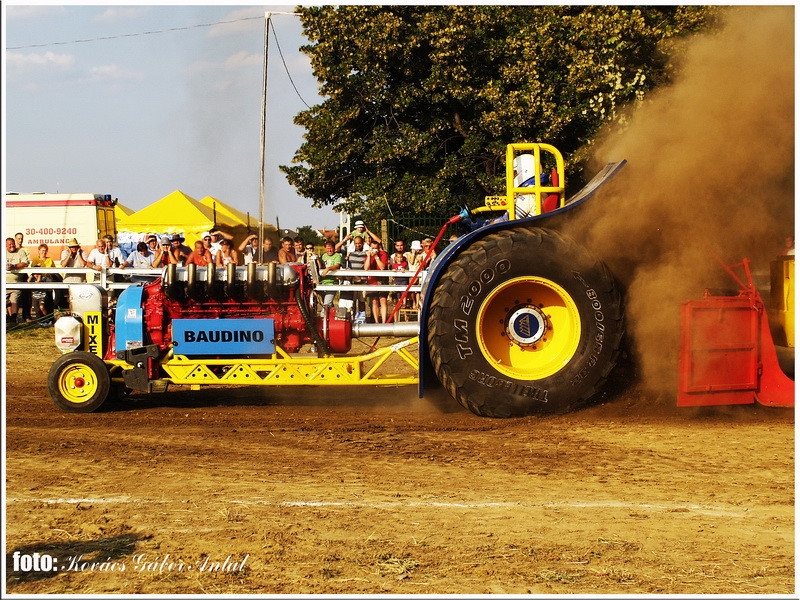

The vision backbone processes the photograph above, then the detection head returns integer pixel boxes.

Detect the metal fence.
[5,267,161,292]
[380,215,462,247]
[5,266,427,295]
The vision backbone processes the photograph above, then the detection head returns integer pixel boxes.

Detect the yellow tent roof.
[200,196,253,228]
[119,190,216,233]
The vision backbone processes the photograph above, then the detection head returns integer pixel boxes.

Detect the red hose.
[386,214,461,325]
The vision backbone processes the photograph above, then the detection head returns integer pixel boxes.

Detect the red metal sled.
[678,258,794,407]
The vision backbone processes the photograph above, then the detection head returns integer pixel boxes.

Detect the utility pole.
[258,11,271,263]
[258,10,300,263]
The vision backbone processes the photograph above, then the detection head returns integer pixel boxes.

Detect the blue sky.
[3,3,341,231]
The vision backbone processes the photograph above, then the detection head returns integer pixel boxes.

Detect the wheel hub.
[506,305,548,347]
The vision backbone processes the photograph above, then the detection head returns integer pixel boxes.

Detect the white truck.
[4,193,118,260]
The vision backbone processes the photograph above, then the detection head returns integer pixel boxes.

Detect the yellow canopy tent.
[118,191,277,255]
[117,190,218,247]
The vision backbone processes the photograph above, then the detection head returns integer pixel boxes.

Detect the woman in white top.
[215,239,238,266]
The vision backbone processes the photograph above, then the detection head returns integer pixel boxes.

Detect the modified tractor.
[48,143,631,417]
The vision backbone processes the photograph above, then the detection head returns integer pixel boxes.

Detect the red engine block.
[133,269,351,355]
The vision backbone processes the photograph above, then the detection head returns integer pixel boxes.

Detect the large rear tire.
[427,227,623,417]
[48,351,111,413]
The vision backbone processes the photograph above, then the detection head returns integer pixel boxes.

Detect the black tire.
[427,227,623,417]
[47,351,111,413]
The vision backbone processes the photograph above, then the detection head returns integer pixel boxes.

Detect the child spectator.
[30,243,55,323]
[319,240,342,308]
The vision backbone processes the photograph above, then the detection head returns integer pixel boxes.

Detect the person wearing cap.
[60,238,87,283]
[238,234,259,265]
[146,234,159,253]
[335,219,382,256]
[200,233,216,259]
[408,240,424,268]
[168,234,191,266]
[408,240,425,310]
[152,236,172,267]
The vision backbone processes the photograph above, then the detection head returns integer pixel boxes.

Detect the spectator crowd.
[6,222,452,327]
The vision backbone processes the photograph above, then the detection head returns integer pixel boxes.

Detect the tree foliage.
[295,225,325,245]
[283,5,716,219]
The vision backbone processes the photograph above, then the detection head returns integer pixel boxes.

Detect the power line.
[269,19,311,110]
[7,15,264,50]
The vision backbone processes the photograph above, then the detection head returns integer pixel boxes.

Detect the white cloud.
[187,52,260,76]
[5,5,67,19]
[89,64,145,82]
[92,7,147,23]
[224,51,261,70]
[6,51,75,70]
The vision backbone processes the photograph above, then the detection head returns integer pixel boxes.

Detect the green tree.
[295,225,325,246]
[283,5,715,218]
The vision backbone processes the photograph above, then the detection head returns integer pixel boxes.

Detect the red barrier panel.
[678,279,794,407]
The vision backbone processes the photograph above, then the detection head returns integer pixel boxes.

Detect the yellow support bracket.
[158,337,420,387]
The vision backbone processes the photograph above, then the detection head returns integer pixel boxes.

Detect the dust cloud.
[568,6,794,393]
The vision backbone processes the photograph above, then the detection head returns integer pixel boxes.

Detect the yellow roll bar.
[478,143,566,219]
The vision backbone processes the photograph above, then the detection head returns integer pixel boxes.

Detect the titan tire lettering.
[460,295,474,315]
[454,319,469,343]
[453,319,473,359]
[427,227,623,417]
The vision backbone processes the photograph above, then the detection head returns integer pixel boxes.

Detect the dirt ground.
[4,327,795,595]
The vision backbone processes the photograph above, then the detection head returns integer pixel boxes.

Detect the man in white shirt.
[103,235,125,267]
[86,238,112,272]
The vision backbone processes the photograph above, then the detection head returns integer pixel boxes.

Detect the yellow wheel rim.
[476,276,581,380]
[57,364,99,404]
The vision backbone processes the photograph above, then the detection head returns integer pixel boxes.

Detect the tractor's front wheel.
[48,352,111,413]
[427,227,623,417]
